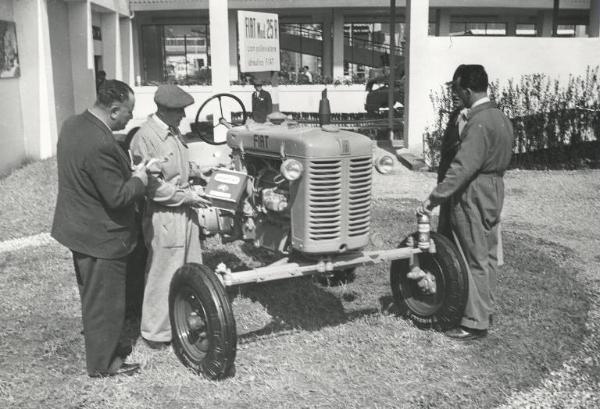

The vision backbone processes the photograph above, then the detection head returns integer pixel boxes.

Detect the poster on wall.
[237,10,280,73]
[0,20,20,79]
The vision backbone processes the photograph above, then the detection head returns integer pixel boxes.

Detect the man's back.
[52,111,142,259]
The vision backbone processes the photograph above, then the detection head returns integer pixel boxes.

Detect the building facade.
[1,0,599,175]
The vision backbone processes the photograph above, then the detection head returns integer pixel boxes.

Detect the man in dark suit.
[52,80,149,377]
[251,79,272,123]
[420,65,513,340]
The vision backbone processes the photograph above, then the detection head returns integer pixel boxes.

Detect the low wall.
[130,84,368,130]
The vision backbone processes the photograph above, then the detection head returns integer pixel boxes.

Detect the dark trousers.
[72,252,128,376]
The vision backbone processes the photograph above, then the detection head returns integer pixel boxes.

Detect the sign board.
[237,10,280,72]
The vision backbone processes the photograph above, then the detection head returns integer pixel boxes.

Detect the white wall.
[405,36,600,153]
[129,84,368,128]
[0,1,25,174]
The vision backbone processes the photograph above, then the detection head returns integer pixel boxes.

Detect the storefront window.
[450,22,507,36]
[279,24,322,83]
[343,22,404,82]
[141,24,210,85]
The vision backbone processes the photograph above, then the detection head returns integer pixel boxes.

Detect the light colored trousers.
[141,205,203,342]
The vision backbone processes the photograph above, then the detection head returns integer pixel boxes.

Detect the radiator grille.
[307,156,371,241]
[348,157,372,236]
[308,160,341,240]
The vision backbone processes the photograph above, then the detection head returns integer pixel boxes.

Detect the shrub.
[424,66,600,170]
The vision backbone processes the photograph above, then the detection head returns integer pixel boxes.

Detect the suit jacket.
[251,89,272,123]
[430,101,513,229]
[52,111,146,259]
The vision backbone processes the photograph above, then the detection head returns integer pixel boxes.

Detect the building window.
[450,22,507,36]
[279,24,322,83]
[92,25,102,41]
[556,24,588,37]
[140,24,210,85]
[343,22,404,82]
[516,23,537,36]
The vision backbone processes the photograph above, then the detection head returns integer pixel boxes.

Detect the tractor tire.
[390,232,468,331]
[169,263,237,380]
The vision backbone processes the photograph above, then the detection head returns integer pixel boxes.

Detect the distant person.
[380,52,390,67]
[251,79,272,123]
[437,66,467,238]
[52,80,148,377]
[419,64,513,341]
[96,70,106,92]
[301,66,313,84]
[130,84,210,350]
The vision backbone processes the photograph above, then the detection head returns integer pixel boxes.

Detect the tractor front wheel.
[390,232,468,331]
[169,263,237,380]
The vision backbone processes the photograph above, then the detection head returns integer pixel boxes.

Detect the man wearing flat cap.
[130,84,209,349]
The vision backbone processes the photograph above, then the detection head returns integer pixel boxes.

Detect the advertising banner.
[237,10,280,72]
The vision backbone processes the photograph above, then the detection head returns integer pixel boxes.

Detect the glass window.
[140,24,210,85]
[342,22,404,82]
[280,23,322,83]
[516,23,537,36]
[451,22,507,36]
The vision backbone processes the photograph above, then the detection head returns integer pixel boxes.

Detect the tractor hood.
[227,122,373,158]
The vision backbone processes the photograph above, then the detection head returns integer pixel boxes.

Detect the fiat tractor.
[168,93,468,379]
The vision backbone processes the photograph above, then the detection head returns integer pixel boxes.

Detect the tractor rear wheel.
[390,232,468,331]
[169,263,236,379]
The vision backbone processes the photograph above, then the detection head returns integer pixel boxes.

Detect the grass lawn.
[0,159,594,408]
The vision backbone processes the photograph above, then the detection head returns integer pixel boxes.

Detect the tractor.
[168,93,468,380]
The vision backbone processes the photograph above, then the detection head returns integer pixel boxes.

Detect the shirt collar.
[149,114,174,141]
[87,109,112,132]
[152,113,170,131]
[471,96,490,109]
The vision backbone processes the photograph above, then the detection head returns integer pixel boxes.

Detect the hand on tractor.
[184,190,211,208]
[417,199,433,216]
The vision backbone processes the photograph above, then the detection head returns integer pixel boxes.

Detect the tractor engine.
[198,121,375,256]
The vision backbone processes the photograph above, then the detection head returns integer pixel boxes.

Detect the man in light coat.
[130,84,209,348]
[420,64,513,340]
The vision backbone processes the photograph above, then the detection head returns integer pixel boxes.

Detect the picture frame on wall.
[0,20,20,79]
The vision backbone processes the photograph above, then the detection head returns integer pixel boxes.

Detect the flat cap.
[154,84,194,109]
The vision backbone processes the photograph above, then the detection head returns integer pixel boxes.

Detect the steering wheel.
[193,93,247,145]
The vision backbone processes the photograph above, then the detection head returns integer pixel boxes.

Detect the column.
[68,0,95,113]
[403,0,429,154]
[14,0,58,160]
[537,10,553,37]
[506,16,517,36]
[332,8,344,80]
[322,12,333,80]
[120,17,135,85]
[589,0,600,37]
[436,8,451,36]
[209,0,230,92]
[102,11,121,79]
[228,10,239,82]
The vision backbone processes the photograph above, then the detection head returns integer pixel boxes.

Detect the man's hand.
[183,191,211,208]
[131,162,148,186]
[417,198,433,216]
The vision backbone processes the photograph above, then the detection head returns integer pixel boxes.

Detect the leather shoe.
[90,362,141,378]
[445,326,488,341]
[143,338,171,350]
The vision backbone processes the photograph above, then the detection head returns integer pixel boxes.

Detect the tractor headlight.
[280,158,304,181]
[374,155,394,174]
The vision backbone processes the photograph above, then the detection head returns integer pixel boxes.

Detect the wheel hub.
[407,266,437,295]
